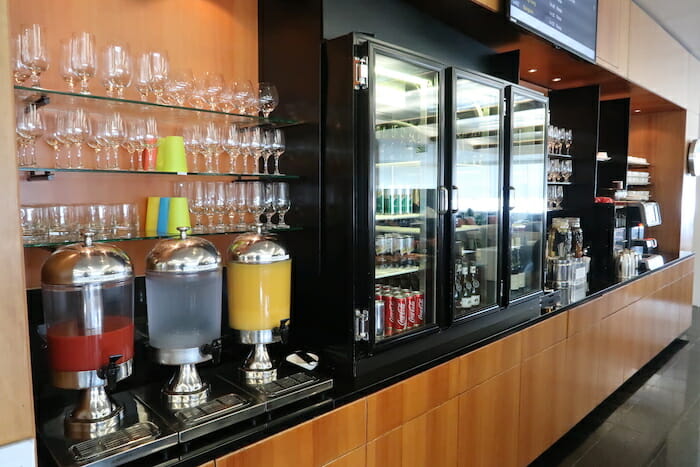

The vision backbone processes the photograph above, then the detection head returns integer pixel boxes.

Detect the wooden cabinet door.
[596,0,630,77]
[457,366,520,467]
[596,311,625,402]
[517,340,569,466]
[566,323,600,425]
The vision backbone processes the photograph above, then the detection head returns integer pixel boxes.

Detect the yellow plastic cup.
[145,197,161,236]
[167,197,191,235]
[159,136,188,173]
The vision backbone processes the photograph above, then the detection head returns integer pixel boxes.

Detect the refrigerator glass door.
[508,90,546,301]
[371,48,440,341]
[452,74,502,318]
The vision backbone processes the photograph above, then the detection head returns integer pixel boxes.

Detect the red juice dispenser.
[41,232,135,440]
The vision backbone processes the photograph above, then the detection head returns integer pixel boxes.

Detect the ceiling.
[634,0,700,60]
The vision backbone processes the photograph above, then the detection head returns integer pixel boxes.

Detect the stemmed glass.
[143,117,159,170]
[104,113,126,169]
[186,181,205,233]
[135,53,150,101]
[46,111,67,168]
[100,44,132,98]
[12,35,30,85]
[86,116,107,169]
[565,129,573,155]
[232,81,255,114]
[183,125,202,172]
[261,129,274,175]
[66,108,90,168]
[273,182,291,229]
[201,122,221,173]
[20,24,49,88]
[555,186,564,209]
[246,181,266,226]
[258,82,279,118]
[218,84,235,113]
[165,69,193,106]
[222,124,241,174]
[147,51,169,103]
[231,182,248,229]
[249,127,265,174]
[213,181,227,231]
[561,160,573,182]
[70,32,96,95]
[59,40,76,92]
[262,183,275,230]
[125,120,145,170]
[200,72,224,110]
[271,128,286,175]
[238,127,252,174]
[202,181,217,231]
[16,104,45,167]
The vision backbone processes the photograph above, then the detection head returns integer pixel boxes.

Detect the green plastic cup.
[167,197,191,235]
[159,136,188,173]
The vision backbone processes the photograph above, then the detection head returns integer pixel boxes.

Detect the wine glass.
[53,112,72,168]
[218,84,235,113]
[70,32,96,95]
[273,182,291,229]
[555,186,564,209]
[46,111,67,168]
[58,39,77,92]
[213,181,227,231]
[104,113,126,169]
[183,125,202,172]
[249,127,265,174]
[224,182,238,229]
[246,181,266,226]
[101,44,132,98]
[135,53,150,101]
[86,116,108,169]
[16,104,45,167]
[565,129,573,155]
[231,181,248,229]
[271,128,286,175]
[200,72,224,110]
[238,127,252,174]
[222,124,240,174]
[186,181,205,233]
[20,24,49,88]
[124,119,145,170]
[12,35,30,85]
[66,108,90,168]
[262,183,275,230]
[165,69,193,106]
[561,160,573,182]
[201,122,221,173]
[551,159,561,182]
[258,82,279,117]
[147,51,169,103]
[232,81,255,114]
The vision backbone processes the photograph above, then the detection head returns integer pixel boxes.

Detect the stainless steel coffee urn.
[41,232,134,440]
[145,227,223,408]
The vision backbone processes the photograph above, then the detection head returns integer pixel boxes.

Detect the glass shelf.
[548,153,573,159]
[15,86,302,128]
[23,226,302,248]
[18,167,299,180]
[375,266,421,280]
[547,181,573,185]
[376,213,420,221]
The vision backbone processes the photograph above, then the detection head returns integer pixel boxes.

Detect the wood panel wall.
[10,0,259,288]
[628,110,687,256]
[215,257,694,467]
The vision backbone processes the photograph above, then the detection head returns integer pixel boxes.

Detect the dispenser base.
[242,367,277,385]
[64,386,124,440]
[162,383,210,410]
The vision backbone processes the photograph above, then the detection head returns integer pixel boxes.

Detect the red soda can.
[392,293,408,333]
[406,292,417,328]
[411,291,424,325]
[382,294,394,337]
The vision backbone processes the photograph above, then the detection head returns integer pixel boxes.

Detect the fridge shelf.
[376,213,421,221]
[18,167,299,180]
[23,227,303,248]
[547,153,573,159]
[14,86,302,128]
[547,181,573,185]
[455,224,493,232]
[375,266,421,279]
[376,225,420,234]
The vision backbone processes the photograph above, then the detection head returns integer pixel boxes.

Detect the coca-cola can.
[375,300,385,338]
[392,293,408,332]
[411,291,424,325]
[382,294,394,337]
[406,293,417,328]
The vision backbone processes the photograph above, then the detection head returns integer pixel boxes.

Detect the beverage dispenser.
[41,232,134,440]
[227,228,291,385]
[145,227,223,408]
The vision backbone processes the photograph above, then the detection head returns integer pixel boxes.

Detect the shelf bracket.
[25,170,54,181]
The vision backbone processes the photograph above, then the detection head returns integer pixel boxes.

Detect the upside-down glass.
[101,44,132,98]
[246,181,266,226]
[20,24,49,88]
[222,124,240,174]
[70,32,96,95]
[273,182,290,228]
[258,82,279,118]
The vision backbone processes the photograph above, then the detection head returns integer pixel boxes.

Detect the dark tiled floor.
[531,307,700,467]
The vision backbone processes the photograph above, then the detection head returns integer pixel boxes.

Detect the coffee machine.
[626,201,664,270]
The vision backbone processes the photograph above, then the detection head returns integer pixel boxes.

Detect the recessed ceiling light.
[552,77,562,82]
[527,68,538,73]
[634,109,641,113]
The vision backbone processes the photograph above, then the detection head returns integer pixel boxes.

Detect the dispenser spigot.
[201,338,223,366]
[279,319,290,345]
[98,355,123,392]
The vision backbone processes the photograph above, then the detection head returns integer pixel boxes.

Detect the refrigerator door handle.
[509,186,516,211]
[439,186,449,214]
[451,186,459,213]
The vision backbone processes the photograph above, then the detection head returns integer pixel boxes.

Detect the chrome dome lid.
[227,227,289,264]
[146,227,222,273]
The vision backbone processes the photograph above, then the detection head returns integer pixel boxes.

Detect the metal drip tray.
[174,394,248,426]
[69,422,159,464]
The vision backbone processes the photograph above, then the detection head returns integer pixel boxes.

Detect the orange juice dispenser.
[227,228,291,385]
[40,232,134,440]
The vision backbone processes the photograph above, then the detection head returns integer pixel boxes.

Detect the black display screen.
[509,0,598,62]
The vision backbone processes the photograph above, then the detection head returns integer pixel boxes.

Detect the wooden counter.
[212,255,694,467]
